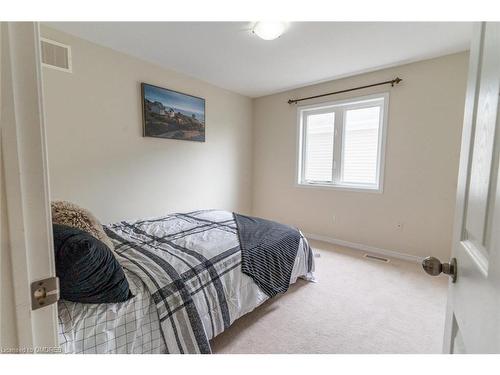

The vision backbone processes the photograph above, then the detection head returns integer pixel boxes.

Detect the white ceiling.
[45,22,473,97]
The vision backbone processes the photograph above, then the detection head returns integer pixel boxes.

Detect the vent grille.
[363,253,390,263]
[40,38,72,72]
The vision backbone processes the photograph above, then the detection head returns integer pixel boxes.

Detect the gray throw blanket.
[233,213,301,298]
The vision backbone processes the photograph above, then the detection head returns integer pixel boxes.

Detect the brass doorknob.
[422,256,457,283]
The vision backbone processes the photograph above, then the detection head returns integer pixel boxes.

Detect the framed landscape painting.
[141,83,206,142]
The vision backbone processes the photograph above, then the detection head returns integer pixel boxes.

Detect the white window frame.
[296,92,389,193]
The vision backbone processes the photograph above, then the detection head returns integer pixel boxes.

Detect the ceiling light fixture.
[252,22,286,41]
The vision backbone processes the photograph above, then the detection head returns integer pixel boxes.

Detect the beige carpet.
[211,240,448,354]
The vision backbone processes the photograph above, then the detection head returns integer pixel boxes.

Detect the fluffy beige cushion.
[51,200,114,251]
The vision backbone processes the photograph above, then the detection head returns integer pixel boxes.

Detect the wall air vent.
[363,253,390,263]
[40,38,72,73]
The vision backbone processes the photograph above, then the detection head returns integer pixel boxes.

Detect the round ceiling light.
[252,22,286,41]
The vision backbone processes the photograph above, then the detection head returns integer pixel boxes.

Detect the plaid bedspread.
[58,269,166,354]
[105,210,271,353]
[60,209,314,354]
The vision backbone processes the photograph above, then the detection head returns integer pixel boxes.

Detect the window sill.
[295,181,383,194]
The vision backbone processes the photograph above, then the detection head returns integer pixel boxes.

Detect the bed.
[57,209,314,354]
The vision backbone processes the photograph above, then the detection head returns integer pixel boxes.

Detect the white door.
[441,22,500,354]
[1,22,59,351]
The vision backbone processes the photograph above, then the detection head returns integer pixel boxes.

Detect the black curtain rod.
[287,77,402,105]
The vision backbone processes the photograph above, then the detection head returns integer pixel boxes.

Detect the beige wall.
[41,25,468,260]
[41,27,253,223]
[252,52,469,260]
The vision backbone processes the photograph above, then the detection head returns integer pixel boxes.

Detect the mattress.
[58,210,314,353]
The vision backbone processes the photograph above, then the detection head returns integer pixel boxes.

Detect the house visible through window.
[297,93,388,191]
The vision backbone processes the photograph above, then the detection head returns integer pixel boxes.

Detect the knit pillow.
[51,200,114,251]
[53,224,131,303]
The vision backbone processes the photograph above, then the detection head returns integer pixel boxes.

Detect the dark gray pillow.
[53,224,131,303]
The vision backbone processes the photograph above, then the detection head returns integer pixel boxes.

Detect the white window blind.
[298,94,387,192]
[342,106,380,184]
[304,112,335,182]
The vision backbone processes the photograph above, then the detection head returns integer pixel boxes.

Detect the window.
[297,93,388,191]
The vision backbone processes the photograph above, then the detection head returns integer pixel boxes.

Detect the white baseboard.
[304,232,422,264]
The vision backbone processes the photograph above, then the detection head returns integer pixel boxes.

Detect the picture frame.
[141,82,206,142]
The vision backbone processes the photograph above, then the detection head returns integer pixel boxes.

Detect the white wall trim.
[1,22,58,349]
[304,232,423,264]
